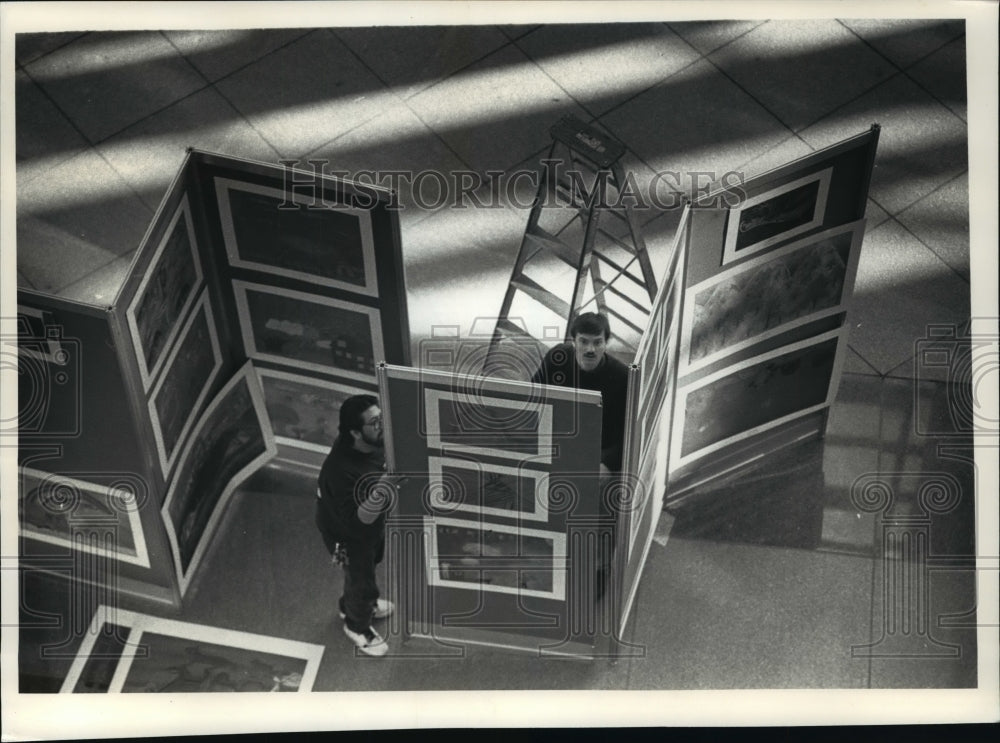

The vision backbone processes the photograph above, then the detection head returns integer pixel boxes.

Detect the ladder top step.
[549,115,626,169]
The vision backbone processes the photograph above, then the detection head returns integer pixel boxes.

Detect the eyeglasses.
[362,415,383,429]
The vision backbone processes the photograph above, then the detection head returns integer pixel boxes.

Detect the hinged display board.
[17,151,410,607]
[378,363,627,656]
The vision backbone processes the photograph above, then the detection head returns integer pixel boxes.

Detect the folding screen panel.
[666,126,879,495]
[378,364,612,656]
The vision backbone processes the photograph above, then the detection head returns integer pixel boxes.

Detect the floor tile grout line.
[162,32,292,163]
[14,31,91,69]
[895,167,969,219]
[664,19,770,58]
[17,64,100,151]
[48,250,134,299]
[847,344,886,378]
[884,211,971,286]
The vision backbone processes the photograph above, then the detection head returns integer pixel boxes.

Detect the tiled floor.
[11,14,989,704]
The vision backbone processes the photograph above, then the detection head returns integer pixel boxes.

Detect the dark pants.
[316,500,385,633]
[339,538,385,633]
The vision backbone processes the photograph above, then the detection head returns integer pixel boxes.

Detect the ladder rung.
[593,279,650,314]
[510,274,572,318]
[524,227,583,268]
[602,306,645,336]
[593,251,646,289]
[595,226,637,254]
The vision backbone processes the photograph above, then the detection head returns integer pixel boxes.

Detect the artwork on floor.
[18,467,150,569]
[427,455,549,522]
[148,291,223,478]
[682,221,863,374]
[672,329,845,470]
[59,606,323,693]
[427,516,566,601]
[233,280,384,383]
[162,362,276,593]
[423,387,554,464]
[256,367,372,453]
[215,177,378,296]
[722,167,832,265]
[126,195,204,390]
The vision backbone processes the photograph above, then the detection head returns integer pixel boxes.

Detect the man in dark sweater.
[316,394,396,657]
[531,312,629,474]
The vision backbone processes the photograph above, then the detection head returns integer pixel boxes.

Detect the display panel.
[233,280,384,383]
[682,220,864,374]
[215,177,378,296]
[427,516,567,601]
[671,329,845,470]
[423,387,554,464]
[722,167,832,264]
[256,367,373,453]
[147,291,224,478]
[18,467,151,569]
[161,363,276,593]
[126,196,203,391]
[60,607,323,693]
[427,455,549,523]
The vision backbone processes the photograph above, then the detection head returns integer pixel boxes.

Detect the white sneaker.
[342,625,388,657]
[339,599,395,621]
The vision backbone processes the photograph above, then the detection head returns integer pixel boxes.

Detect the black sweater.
[531,343,629,471]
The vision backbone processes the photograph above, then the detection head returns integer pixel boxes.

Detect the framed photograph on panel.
[427,455,550,523]
[18,467,150,569]
[215,177,378,297]
[722,167,832,265]
[161,362,276,594]
[126,195,203,391]
[427,516,567,601]
[670,328,847,471]
[147,291,223,479]
[60,606,324,693]
[423,387,554,464]
[233,280,384,383]
[256,367,372,453]
[681,220,864,375]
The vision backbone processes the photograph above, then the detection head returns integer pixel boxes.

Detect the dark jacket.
[316,436,386,551]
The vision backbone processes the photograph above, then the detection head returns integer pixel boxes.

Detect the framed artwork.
[215,177,378,297]
[681,220,864,375]
[670,328,846,471]
[60,606,323,693]
[427,455,550,523]
[126,195,204,391]
[147,291,224,479]
[722,167,832,265]
[162,362,276,594]
[18,467,150,569]
[423,387,554,464]
[233,280,384,384]
[427,516,567,601]
[256,367,372,453]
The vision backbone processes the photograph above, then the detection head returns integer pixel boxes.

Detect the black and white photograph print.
[722,167,833,265]
[60,607,323,693]
[682,220,864,374]
[233,279,384,383]
[427,455,549,523]
[423,386,554,463]
[672,328,846,470]
[18,467,151,569]
[126,195,204,390]
[216,177,378,296]
[256,366,372,452]
[147,290,223,478]
[161,362,276,592]
[429,516,566,601]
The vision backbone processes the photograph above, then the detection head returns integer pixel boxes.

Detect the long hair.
[335,394,378,449]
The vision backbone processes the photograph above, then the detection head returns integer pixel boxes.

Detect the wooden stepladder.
[484,116,658,375]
